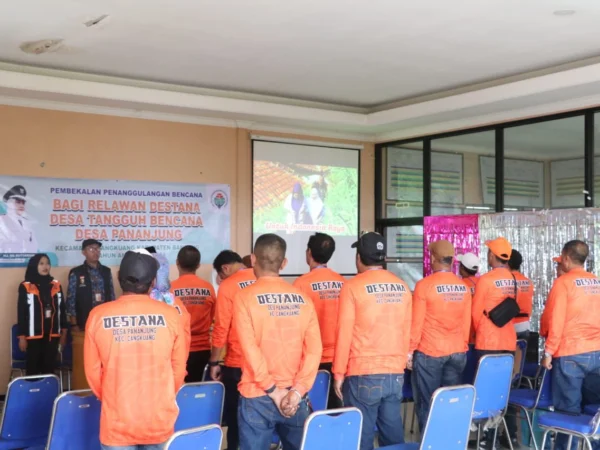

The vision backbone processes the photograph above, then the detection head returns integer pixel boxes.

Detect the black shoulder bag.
[484,273,521,328]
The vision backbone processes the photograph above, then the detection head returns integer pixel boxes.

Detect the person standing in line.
[0,185,38,254]
[458,252,481,346]
[17,253,68,375]
[409,240,471,432]
[542,240,600,450]
[333,232,412,450]
[146,249,191,353]
[508,250,534,341]
[67,239,115,332]
[242,254,252,269]
[235,234,322,450]
[84,249,187,450]
[210,250,256,450]
[171,245,216,382]
[293,232,345,409]
[471,237,517,450]
[457,253,480,296]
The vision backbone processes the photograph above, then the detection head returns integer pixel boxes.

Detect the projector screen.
[252,139,360,276]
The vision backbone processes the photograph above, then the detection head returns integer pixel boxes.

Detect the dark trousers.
[412,351,467,431]
[318,362,343,409]
[26,337,59,376]
[343,374,404,450]
[185,350,211,383]
[552,351,600,450]
[238,395,309,450]
[222,366,242,450]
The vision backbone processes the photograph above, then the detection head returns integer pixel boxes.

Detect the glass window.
[384,142,424,218]
[431,131,495,215]
[384,225,423,290]
[505,116,584,210]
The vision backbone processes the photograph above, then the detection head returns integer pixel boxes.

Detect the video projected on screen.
[253,140,359,275]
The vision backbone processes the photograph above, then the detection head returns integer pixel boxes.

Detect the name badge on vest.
[79,276,86,288]
[94,293,102,305]
[44,305,52,319]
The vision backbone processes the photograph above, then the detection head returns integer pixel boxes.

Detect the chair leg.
[583,436,593,450]
[477,423,482,448]
[522,408,538,450]
[502,417,515,450]
[67,371,71,391]
[492,425,499,450]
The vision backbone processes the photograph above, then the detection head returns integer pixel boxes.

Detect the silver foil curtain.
[478,209,600,331]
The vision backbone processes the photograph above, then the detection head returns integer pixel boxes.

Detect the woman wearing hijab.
[145,248,191,353]
[284,182,309,231]
[17,253,67,375]
[307,185,326,225]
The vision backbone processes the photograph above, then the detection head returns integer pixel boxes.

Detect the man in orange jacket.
[542,240,600,450]
[409,240,471,432]
[333,232,412,450]
[171,245,216,382]
[235,234,321,450]
[293,232,345,409]
[209,250,256,450]
[84,249,187,450]
[508,250,534,341]
[472,237,517,357]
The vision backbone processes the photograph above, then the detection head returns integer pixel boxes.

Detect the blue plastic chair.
[379,385,476,450]
[10,325,26,379]
[58,331,73,391]
[585,404,600,416]
[508,367,552,450]
[0,375,60,449]
[299,407,362,450]
[308,370,331,411]
[472,354,515,450]
[539,410,600,450]
[35,390,101,450]
[166,424,223,450]
[175,381,224,432]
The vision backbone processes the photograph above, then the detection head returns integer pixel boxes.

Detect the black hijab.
[25,254,53,304]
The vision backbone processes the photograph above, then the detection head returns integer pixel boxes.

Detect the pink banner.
[423,214,480,276]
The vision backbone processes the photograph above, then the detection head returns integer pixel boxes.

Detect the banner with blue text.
[0,176,230,267]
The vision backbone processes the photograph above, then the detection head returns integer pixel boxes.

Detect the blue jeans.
[101,445,165,450]
[343,374,404,450]
[412,351,467,432]
[552,350,600,450]
[238,395,310,450]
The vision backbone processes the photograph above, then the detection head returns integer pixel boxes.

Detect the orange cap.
[428,240,455,260]
[552,256,562,263]
[485,237,512,260]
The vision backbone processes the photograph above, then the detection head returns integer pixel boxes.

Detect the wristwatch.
[208,361,221,367]
[265,385,276,395]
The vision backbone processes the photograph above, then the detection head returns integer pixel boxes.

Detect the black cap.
[82,239,102,250]
[352,232,386,263]
[145,246,157,254]
[3,185,27,202]
[119,250,159,286]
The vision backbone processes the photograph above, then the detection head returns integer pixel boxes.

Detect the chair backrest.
[202,364,212,382]
[512,339,528,384]
[175,382,224,432]
[300,407,362,450]
[166,424,223,450]
[11,324,26,363]
[420,385,476,450]
[535,367,552,407]
[0,375,60,441]
[473,354,514,420]
[47,390,101,450]
[308,370,331,411]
